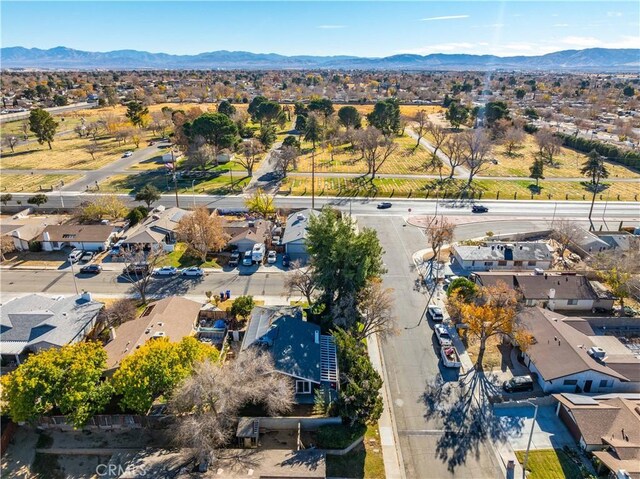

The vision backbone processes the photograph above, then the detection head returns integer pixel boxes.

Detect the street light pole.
[551,202,558,227]
[69,259,79,295]
[522,400,539,479]
[191,179,196,209]
[311,148,316,210]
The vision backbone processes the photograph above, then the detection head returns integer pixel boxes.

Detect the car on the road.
[80,251,95,262]
[427,305,444,322]
[79,264,102,274]
[123,151,133,158]
[472,205,489,213]
[68,249,83,263]
[282,254,291,268]
[267,250,277,264]
[377,202,392,209]
[228,251,241,267]
[502,375,534,393]
[122,263,149,276]
[434,324,453,346]
[181,267,204,277]
[154,266,178,276]
[242,250,253,266]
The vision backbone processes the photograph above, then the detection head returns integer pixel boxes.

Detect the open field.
[280,176,640,201]
[514,449,584,479]
[0,173,83,192]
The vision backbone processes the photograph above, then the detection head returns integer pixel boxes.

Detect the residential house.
[472,271,616,311]
[241,306,338,404]
[452,242,553,273]
[0,292,103,365]
[103,296,202,373]
[37,224,117,251]
[282,209,320,261]
[121,207,190,252]
[554,393,640,478]
[224,218,270,252]
[8,223,46,251]
[518,308,640,394]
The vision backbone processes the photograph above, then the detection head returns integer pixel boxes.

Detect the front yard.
[515,449,587,479]
[160,243,221,269]
[325,425,385,478]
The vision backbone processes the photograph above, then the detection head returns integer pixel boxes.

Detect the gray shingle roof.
[475,272,599,300]
[1,294,103,354]
[455,242,552,262]
[281,209,319,245]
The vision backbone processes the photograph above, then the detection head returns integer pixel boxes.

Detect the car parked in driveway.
[242,250,253,266]
[80,264,102,274]
[80,251,95,262]
[434,324,453,346]
[267,250,277,264]
[427,305,444,322]
[228,251,240,267]
[181,267,204,277]
[68,249,83,263]
[502,375,534,393]
[154,266,178,276]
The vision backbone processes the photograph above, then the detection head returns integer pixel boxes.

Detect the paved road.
[360,215,501,478]
[406,128,470,177]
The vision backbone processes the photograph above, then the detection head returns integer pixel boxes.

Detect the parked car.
[181,267,204,277]
[441,346,462,368]
[427,305,444,322]
[377,202,392,209]
[229,251,241,267]
[123,263,149,276]
[502,375,534,393]
[267,250,277,264]
[68,249,83,263]
[434,324,453,346]
[242,250,253,266]
[472,205,489,213]
[154,266,178,276]
[443,275,460,291]
[80,251,95,262]
[80,264,102,274]
[282,254,291,268]
[614,305,638,317]
[123,151,133,158]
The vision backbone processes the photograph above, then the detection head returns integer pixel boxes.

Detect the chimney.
[80,291,92,302]
[109,327,116,341]
[43,231,51,242]
[314,330,320,344]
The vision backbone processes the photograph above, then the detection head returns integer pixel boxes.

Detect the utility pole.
[172,150,179,208]
[311,149,315,210]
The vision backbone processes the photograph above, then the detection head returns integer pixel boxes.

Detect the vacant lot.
[0,173,83,192]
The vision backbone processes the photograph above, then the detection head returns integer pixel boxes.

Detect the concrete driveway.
[494,404,574,451]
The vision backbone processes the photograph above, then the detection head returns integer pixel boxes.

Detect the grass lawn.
[0,173,82,192]
[160,243,221,269]
[515,449,583,479]
[325,425,385,478]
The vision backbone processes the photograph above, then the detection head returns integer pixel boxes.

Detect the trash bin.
[226,290,231,300]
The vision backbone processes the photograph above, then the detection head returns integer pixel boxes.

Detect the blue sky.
[2,1,638,57]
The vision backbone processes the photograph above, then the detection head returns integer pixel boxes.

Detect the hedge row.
[556,133,640,171]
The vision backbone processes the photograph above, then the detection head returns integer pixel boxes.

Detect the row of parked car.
[228,247,291,268]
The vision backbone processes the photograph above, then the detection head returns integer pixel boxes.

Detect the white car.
[267,250,277,264]
[181,267,204,277]
[154,266,178,276]
[68,249,83,263]
[123,151,133,158]
[434,324,453,346]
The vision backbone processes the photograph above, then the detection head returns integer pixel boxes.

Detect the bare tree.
[96,298,138,337]
[589,244,640,310]
[236,138,264,177]
[170,349,294,465]
[3,135,19,153]
[412,110,429,148]
[85,122,102,142]
[120,247,166,304]
[86,141,99,160]
[501,126,525,156]
[535,128,562,167]
[424,216,454,279]
[356,280,398,341]
[176,207,229,261]
[20,120,29,140]
[426,121,449,160]
[284,261,318,304]
[445,134,466,179]
[274,145,299,178]
[552,219,581,268]
[1,235,15,262]
[354,127,399,180]
[186,139,215,171]
[461,129,492,186]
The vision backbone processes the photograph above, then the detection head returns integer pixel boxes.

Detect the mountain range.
[2,46,639,71]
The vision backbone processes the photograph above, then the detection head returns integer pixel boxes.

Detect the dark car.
[377,202,392,209]
[228,251,241,267]
[122,263,149,276]
[80,264,102,274]
[282,254,291,268]
[472,205,489,213]
[502,375,534,393]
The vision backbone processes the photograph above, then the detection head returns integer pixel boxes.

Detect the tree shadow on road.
[420,369,523,473]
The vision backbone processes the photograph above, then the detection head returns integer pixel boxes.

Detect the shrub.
[316,423,366,449]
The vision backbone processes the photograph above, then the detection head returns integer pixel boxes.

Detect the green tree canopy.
[295,114,307,132]
[308,98,335,120]
[446,277,477,300]
[303,113,323,149]
[186,113,239,151]
[529,157,545,187]
[255,101,284,126]
[112,337,218,414]
[27,194,48,207]
[580,149,610,185]
[230,295,256,321]
[29,108,58,149]
[125,101,149,128]
[217,100,236,117]
[1,342,112,428]
[337,106,362,130]
[479,101,510,127]
[248,95,268,121]
[445,101,470,129]
[135,184,161,208]
[366,98,401,136]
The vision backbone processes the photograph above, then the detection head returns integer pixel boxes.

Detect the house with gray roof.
[452,241,552,272]
[0,292,104,366]
[518,308,640,394]
[241,306,338,404]
[282,209,320,262]
[121,206,190,252]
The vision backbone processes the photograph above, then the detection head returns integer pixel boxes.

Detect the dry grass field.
[0,173,83,192]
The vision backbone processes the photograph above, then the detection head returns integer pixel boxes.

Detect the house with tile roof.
[518,308,640,394]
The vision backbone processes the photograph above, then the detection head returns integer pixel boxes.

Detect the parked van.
[242,250,253,266]
[251,243,266,263]
[68,249,83,263]
[502,375,534,393]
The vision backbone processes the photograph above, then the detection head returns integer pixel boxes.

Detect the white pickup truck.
[441,346,462,368]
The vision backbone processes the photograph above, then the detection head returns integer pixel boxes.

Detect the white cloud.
[421,15,469,21]
[607,11,623,17]
[399,42,476,55]
[561,36,603,47]
[317,25,346,29]
[560,35,640,49]
[553,23,570,28]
